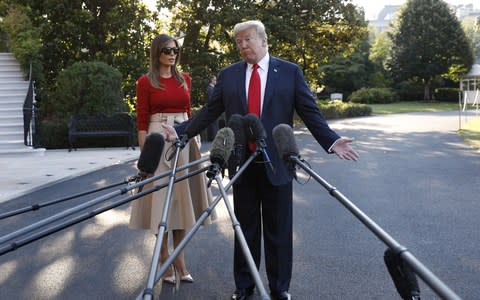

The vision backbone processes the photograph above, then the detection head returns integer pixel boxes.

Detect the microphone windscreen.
[227,114,246,147]
[272,124,299,160]
[137,133,165,174]
[244,113,266,142]
[209,127,234,167]
[384,248,421,299]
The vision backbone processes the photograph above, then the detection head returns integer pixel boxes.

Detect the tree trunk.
[423,79,431,101]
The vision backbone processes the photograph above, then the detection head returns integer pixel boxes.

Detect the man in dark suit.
[168,20,358,300]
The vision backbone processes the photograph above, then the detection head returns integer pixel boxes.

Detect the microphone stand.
[135,151,271,300]
[142,136,187,300]
[0,166,209,256]
[0,178,132,220]
[209,164,270,300]
[0,156,209,247]
[290,156,461,300]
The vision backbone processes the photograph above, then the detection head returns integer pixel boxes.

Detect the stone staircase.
[0,52,44,156]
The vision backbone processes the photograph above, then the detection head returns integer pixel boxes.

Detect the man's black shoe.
[271,291,291,300]
[231,287,254,300]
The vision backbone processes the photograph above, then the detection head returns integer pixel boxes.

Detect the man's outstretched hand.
[331,137,359,161]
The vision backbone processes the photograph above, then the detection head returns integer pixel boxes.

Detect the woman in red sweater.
[129,34,212,285]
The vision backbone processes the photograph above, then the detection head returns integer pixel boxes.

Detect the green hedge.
[348,87,398,104]
[318,100,372,119]
[434,87,460,102]
[46,61,126,118]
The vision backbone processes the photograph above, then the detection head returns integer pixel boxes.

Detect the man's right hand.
[161,124,178,142]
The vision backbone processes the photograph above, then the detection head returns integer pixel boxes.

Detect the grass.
[368,101,460,114]
[367,101,479,152]
[459,117,480,152]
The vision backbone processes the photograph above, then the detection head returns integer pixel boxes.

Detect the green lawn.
[368,101,479,152]
[368,101,460,114]
[459,117,480,152]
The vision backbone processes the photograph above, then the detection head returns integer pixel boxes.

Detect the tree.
[10,0,156,113]
[387,0,474,100]
[462,16,480,62]
[319,35,373,97]
[158,0,367,105]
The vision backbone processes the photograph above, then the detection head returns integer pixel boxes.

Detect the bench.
[68,112,136,151]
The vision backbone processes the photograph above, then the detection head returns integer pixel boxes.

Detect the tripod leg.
[142,146,182,300]
[214,174,270,300]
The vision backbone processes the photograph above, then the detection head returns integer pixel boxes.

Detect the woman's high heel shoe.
[180,273,194,283]
[162,266,177,285]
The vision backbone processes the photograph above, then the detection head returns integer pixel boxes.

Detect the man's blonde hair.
[233,20,268,41]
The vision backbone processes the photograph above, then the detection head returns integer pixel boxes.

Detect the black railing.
[22,60,36,147]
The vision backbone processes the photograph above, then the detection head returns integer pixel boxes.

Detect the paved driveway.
[0,111,479,299]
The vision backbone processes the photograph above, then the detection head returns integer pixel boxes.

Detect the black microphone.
[272,124,299,161]
[244,113,266,148]
[207,127,234,183]
[243,113,273,171]
[227,114,246,175]
[137,133,165,177]
[384,248,421,300]
[272,124,300,178]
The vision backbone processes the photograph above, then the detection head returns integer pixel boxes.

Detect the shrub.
[435,87,460,102]
[369,71,392,88]
[39,118,69,149]
[317,101,372,119]
[348,87,398,104]
[394,80,424,101]
[47,61,126,119]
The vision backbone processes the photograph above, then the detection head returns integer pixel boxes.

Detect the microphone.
[137,133,165,177]
[272,124,299,161]
[272,124,300,178]
[226,114,246,175]
[243,113,273,171]
[207,127,235,183]
[384,249,421,300]
[244,113,266,148]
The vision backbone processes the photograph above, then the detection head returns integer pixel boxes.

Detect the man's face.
[235,27,267,64]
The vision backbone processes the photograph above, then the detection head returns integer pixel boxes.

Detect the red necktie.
[248,64,260,152]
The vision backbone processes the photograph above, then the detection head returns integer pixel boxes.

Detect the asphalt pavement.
[0,110,479,299]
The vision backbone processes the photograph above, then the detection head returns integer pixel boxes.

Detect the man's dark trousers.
[232,161,293,294]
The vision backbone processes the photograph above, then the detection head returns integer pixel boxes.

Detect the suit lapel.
[262,57,279,119]
[234,62,248,114]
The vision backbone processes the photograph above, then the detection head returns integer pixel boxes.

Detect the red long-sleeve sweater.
[136,73,192,131]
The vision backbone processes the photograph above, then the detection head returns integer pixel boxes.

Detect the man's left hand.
[332,137,359,161]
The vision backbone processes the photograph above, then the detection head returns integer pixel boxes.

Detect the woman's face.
[159,40,178,68]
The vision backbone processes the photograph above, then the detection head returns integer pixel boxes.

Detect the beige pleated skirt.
[129,112,214,234]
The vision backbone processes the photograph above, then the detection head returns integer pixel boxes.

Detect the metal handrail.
[22,60,35,146]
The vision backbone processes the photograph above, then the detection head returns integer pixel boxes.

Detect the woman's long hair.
[147,34,187,90]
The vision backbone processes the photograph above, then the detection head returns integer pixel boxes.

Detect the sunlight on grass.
[369,102,459,114]
[459,117,480,152]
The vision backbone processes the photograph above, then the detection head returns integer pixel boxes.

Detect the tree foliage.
[0,3,43,84]
[387,0,474,100]
[462,16,480,62]
[319,33,373,98]
[51,61,125,118]
[158,0,367,105]
[5,0,156,114]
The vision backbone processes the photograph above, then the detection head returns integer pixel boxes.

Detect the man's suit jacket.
[178,56,340,186]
